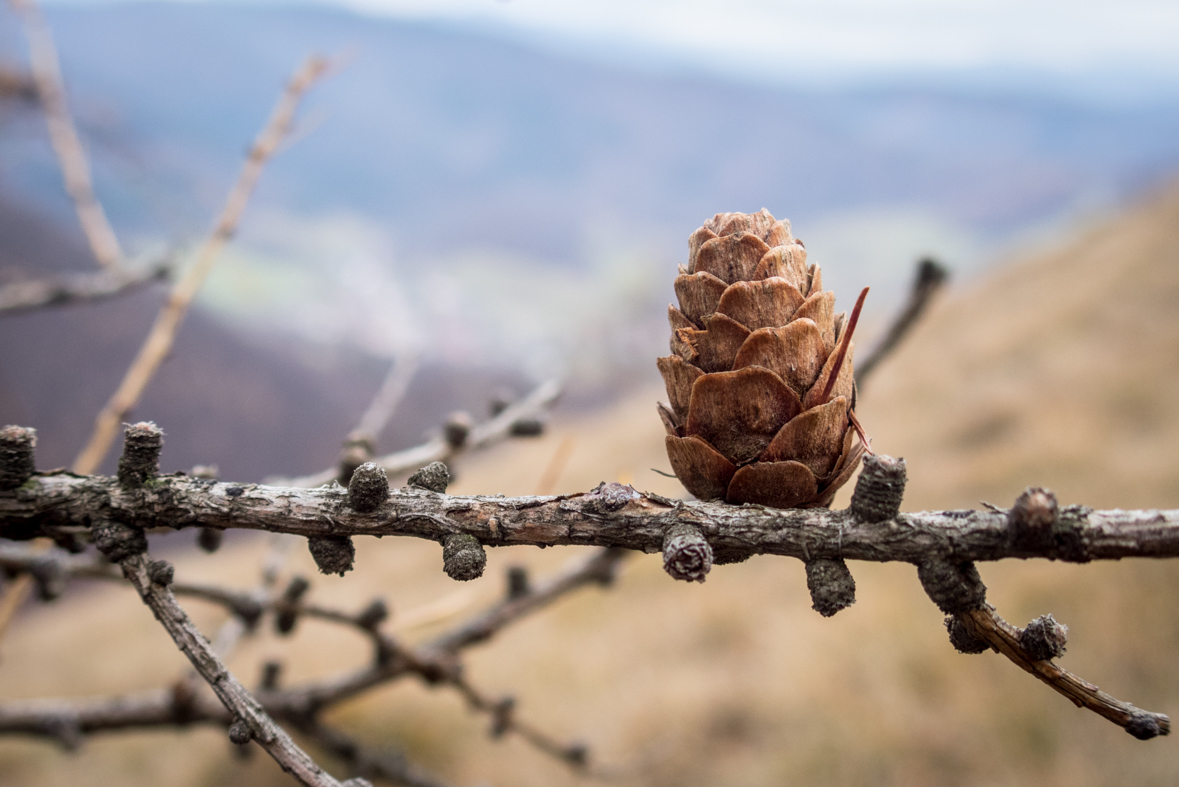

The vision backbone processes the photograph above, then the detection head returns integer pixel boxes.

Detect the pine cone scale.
[674,272,728,325]
[693,233,771,283]
[727,460,817,508]
[715,278,805,330]
[684,367,802,465]
[665,434,736,500]
[658,208,867,508]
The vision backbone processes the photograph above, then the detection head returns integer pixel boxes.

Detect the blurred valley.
[2,174,1179,787]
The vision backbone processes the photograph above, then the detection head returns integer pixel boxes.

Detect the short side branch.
[856,257,948,386]
[957,606,1170,739]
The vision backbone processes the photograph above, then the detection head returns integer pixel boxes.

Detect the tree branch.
[855,257,949,387]
[5,471,1177,565]
[272,378,561,488]
[71,55,331,475]
[8,0,124,268]
[117,551,353,787]
[3,426,1175,740]
[0,544,618,776]
[956,605,1169,738]
[0,262,170,315]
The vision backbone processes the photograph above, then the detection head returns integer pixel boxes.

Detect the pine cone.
[657,209,868,508]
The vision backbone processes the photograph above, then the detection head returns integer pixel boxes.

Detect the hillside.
[3,187,1179,786]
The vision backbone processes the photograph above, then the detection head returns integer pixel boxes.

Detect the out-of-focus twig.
[352,354,420,444]
[274,378,561,488]
[855,257,948,387]
[534,434,576,496]
[71,56,330,476]
[335,353,421,484]
[0,262,169,315]
[8,0,123,268]
[427,547,624,654]
[0,542,617,774]
[294,722,456,787]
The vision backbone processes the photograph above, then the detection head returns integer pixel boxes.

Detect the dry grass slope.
[3,184,1179,786]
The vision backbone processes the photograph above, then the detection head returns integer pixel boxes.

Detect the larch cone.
[657,209,868,508]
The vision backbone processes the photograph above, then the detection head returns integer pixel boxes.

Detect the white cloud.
[328,0,1179,81]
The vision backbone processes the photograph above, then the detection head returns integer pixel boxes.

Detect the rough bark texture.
[4,471,1178,565]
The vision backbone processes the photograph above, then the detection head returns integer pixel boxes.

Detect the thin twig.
[118,552,349,787]
[71,56,330,475]
[428,548,625,654]
[295,722,457,787]
[8,0,123,268]
[534,434,576,496]
[273,378,561,488]
[352,354,420,443]
[0,543,614,773]
[0,262,170,315]
[956,605,1170,738]
[855,257,949,387]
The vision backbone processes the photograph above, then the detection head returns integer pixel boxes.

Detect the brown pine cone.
[657,209,868,508]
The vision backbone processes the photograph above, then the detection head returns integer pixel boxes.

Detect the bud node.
[662,524,713,583]
[117,422,164,487]
[850,454,907,522]
[442,533,486,581]
[308,535,355,576]
[0,425,36,491]
[917,560,987,614]
[805,557,856,616]
[348,461,389,512]
[408,461,450,493]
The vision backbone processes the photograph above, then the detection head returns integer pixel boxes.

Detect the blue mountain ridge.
[4,1,1178,271]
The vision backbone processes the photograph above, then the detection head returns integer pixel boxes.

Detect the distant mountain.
[3,2,1177,268]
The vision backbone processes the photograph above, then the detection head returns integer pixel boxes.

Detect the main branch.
[4,470,1177,565]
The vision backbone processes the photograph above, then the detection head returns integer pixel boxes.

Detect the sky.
[317,0,1179,96]
[39,0,1179,98]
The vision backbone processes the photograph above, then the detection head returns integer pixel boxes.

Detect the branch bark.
[5,472,1178,565]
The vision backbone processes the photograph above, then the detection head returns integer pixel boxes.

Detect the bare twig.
[273,378,561,488]
[0,543,615,774]
[0,262,169,315]
[352,354,420,444]
[336,353,421,484]
[71,55,330,475]
[428,547,625,654]
[855,257,949,387]
[955,605,1169,738]
[118,552,351,787]
[534,434,576,496]
[295,722,456,787]
[8,0,123,268]
[7,457,1177,736]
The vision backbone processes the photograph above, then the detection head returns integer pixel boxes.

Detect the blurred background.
[1,1,1179,785]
